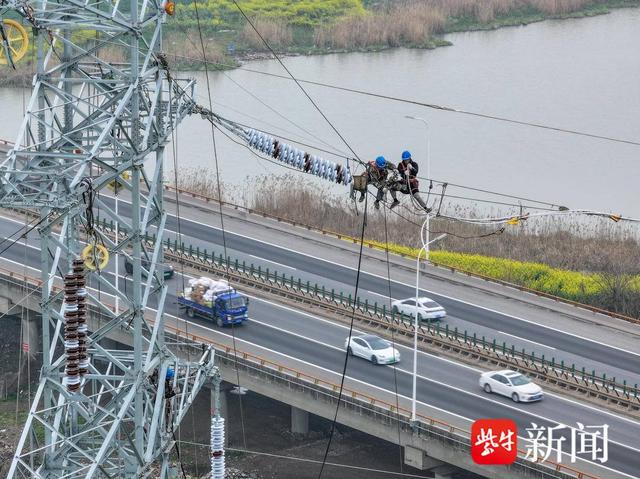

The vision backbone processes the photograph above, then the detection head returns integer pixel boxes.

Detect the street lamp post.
[404,115,436,423]
[409,231,446,422]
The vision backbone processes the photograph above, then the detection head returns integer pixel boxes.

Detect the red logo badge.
[471,419,518,465]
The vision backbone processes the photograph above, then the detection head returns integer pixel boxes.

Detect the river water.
[1,8,639,216]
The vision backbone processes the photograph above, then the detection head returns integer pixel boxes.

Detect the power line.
[418,177,561,208]
[370,190,506,240]
[382,206,407,474]
[163,54,610,213]
[0,213,54,258]
[179,34,348,157]
[221,115,351,160]
[0,213,46,251]
[200,95,349,158]
[160,52,640,148]
[166,51,636,221]
[193,0,249,452]
[216,13,379,475]
[230,0,363,162]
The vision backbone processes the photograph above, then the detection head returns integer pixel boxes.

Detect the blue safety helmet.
[375,156,387,169]
[402,150,412,161]
[165,368,175,380]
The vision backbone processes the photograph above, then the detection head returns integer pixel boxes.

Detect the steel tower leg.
[0,1,216,477]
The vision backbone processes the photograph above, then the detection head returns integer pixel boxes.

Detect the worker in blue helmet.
[164,368,177,400]
[360,156,397,209]
[390,151,430,211]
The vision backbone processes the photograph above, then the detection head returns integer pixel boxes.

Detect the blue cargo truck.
[178,283,249,327]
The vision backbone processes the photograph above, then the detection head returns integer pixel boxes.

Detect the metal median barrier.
[122,226,637,412]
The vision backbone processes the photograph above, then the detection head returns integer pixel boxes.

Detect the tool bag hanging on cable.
[351,173,368,193]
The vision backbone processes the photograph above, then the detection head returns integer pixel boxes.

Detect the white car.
[344,334,400,365]
[392,297,446,322]
[479,370,544,403]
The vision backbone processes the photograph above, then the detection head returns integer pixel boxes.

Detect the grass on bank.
[166,0,640,54]
[353,237,640,306]
[3,0,640,84]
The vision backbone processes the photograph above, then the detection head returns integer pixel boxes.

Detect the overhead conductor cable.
[191,105,353,186]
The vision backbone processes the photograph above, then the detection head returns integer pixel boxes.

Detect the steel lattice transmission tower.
[0,1,217,477]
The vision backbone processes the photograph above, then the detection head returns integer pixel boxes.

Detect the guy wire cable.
[230,0,363,163]
[194,0,249,451]
[181,31,348,157]
[382,205,406,474]
[317,192,370,479]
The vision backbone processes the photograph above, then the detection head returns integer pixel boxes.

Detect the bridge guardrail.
[0,158,634,325]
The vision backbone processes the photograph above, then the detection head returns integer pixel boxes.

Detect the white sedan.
[345,334,400,365]
[479,370,544,403]
[392,297,446,322]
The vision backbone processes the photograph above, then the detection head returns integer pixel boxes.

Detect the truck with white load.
[177,276,249,327]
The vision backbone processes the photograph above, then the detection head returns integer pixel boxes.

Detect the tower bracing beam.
[0,1,217,477]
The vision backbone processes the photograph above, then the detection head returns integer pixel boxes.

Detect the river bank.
[2,0,639,87]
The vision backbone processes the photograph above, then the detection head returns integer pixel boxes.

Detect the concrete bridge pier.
[404,446,454,478]
[0,296,10,315]
[20,309,39,360]
[291,406,309,435]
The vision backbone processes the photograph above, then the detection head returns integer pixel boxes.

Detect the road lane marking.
[7,252,640,429]
[3,236,637,393]
[249,254,297,271]
[366,290,394,300]
[243,292,640,427]
[498,330,557,350]
[248,315,640,430]
[204,317,640,476]
[4,236,636,409]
